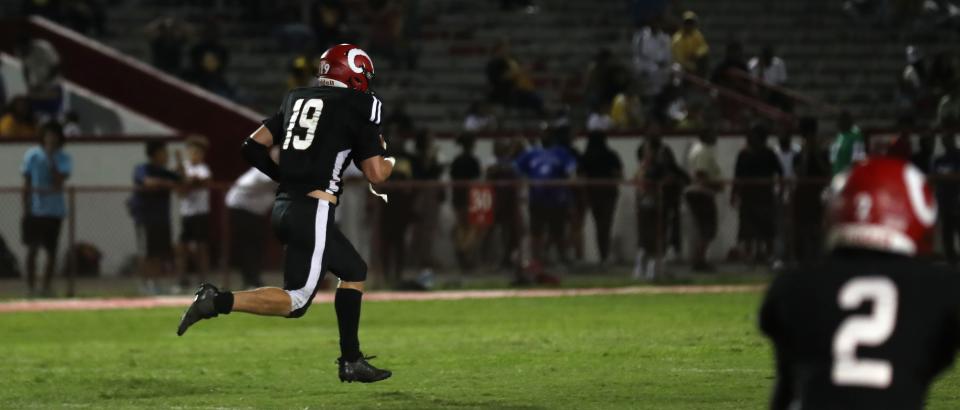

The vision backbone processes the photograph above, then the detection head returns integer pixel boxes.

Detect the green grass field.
[3,292,960,409]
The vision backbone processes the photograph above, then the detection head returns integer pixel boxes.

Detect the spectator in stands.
[749,46,788,88]
[313,0,349,50]
[16,34,63,118]
[584,48,630,109]
[145,16,191,76]
[632,17,672,114]
[586,101,615,132]
[464,101,497,133]
[485,39,545,116]
[749,45,791,112]
[21,122,71,297]
[580,131,623,264]
[632,127,685,279]
[410,130,444,280]
[792,117,831,263]
[897,45,933,119]
[912,132,936,173]
[286,54,316,89]
[378,136,415,286]
[671,11,709,76]
[226,148,280,288]
[515,132,577,271]
[129,141,182,294]
[939,82,960,126]
[449,133,483,272]
[829,111,866,175]
[610,88,645,129]
[685,127,723,272]
[0,96,38,139]
[934,127,960,268]
[487,139,523,280]
[175,136,212,290]
[185,22,234,98]
[732,124,783,265]
[711,42,749,92]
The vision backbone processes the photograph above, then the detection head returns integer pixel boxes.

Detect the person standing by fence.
[176,136,212,290]
[225,148,279,288]
[579,131,623,265]
[129,141,182,294]
[21,122,71,297]
[684,128,722,272]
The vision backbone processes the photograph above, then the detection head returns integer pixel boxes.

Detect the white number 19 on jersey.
[831,276,898,388]
[283,98,324,150]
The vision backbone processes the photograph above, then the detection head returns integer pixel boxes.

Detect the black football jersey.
[760,249,960,410]
[262,86,385,199]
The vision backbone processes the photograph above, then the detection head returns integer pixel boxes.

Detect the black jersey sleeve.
[262,104,285,146]
[351,93,387,164]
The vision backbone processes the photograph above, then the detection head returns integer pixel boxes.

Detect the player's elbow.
[366,169,389,184]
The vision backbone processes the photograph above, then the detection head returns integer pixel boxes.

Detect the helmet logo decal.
[347,48,371,74]
[319,62,330,75]
[903,166,937,226]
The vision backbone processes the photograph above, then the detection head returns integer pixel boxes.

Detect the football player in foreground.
[760,157,960,409]
[177,44,395,384]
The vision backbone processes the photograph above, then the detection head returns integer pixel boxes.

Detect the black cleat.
[176,283,220,336]
[337,354,392,383]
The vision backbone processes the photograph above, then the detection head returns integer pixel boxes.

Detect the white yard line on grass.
[0,285,763,313]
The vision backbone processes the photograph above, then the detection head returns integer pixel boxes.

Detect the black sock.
[335,288,363,361]
[214,291,234,314]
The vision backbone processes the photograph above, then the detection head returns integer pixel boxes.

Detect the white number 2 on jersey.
[831,276,898,388]
[283,98,324,150]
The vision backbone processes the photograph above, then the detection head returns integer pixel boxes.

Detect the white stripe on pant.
[286,200,330,311]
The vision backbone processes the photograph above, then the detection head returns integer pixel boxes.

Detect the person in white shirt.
[226,147,280,288]
[632,19,673,101]
[748,46,790,111]
[748,46,788,86]
[176,135,212,289]
[684,128,723,272]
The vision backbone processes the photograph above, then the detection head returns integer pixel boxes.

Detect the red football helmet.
[316,44,375,92]
[826,157,937,256]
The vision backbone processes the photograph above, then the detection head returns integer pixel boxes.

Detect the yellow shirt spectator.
[672,11,710,73]
[0,114,38,139]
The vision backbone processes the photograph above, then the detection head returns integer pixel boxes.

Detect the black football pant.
[272,197,367,318]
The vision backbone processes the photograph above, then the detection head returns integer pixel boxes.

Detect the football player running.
[177,44,395,384]
[760,157,960,409]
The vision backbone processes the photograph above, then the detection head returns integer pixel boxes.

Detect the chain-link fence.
[1,175,955,296]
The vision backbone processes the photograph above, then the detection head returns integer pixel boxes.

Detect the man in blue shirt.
[514,134,578,267]
[130,141,182,293]
[21,122,71,297]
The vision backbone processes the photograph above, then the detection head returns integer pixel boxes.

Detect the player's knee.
[284,289,312,318]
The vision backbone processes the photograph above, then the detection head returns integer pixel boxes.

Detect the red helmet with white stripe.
[826,157,937,256]
[316,44,375,93]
